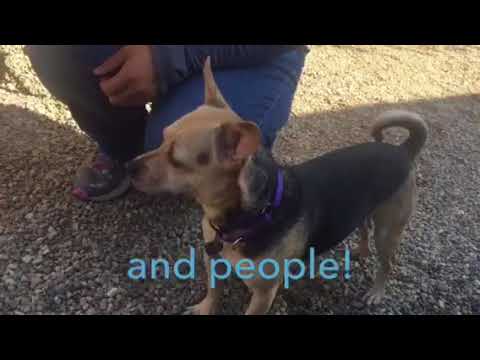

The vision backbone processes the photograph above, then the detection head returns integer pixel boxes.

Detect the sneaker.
[72,153,131,202]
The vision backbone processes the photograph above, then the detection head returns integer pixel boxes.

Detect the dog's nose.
[125,160,142,178]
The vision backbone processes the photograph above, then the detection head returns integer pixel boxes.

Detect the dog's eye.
[168,143,192,171]
[196,152,210,166]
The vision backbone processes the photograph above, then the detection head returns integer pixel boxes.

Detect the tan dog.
[128,59,428,314]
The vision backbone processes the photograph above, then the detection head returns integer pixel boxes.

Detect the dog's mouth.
[130,178,167,196]
[130,172,189,196]
[130,177,152,193]
[125,159,157,192]
[128,169,160,194]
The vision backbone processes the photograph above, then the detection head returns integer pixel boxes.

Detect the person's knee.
[26,45,71,77]
[26,45,81,103]
[27,45,115,108]
[25,45,51,66]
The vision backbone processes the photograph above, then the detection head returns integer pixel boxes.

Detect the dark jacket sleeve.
[151,45,308,94]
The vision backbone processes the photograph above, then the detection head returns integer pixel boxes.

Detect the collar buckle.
[260,203,272,216]
[232,236,244,249]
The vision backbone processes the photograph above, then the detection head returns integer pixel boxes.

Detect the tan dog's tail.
[372,110,428,161]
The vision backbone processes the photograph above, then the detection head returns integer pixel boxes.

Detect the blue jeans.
[27,46,306,161]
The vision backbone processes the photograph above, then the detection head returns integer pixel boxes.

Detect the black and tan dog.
[128,59,428,314]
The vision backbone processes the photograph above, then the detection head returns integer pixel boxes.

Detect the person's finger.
[99,67,131,97]
[94,49,126,76]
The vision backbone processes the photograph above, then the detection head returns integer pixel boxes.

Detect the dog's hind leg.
[364,175,415,305]
[364,226,404,305]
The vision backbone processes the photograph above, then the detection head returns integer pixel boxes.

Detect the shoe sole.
[87,176,132,202]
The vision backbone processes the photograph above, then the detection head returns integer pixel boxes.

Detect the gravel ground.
[1,45,479,315]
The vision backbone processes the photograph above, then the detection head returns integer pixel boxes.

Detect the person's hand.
[94,45,157,107]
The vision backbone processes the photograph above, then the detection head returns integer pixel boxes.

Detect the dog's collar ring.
[232,236,244,249]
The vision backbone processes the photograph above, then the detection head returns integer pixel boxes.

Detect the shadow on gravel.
[1,92,479,314]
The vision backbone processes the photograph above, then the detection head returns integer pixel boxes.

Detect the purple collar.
[271,169,285,213]
[207,169,285,256]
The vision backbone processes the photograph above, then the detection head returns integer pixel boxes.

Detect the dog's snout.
[125,160,143,178]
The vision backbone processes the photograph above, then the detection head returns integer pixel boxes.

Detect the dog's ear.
[203,57,229,109]
[214,121,262,167]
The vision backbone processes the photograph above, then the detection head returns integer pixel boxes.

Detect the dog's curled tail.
[372,110,428,161]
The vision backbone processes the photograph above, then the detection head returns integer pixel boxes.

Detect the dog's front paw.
[183,299,218,315]
[363,287,386,305]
